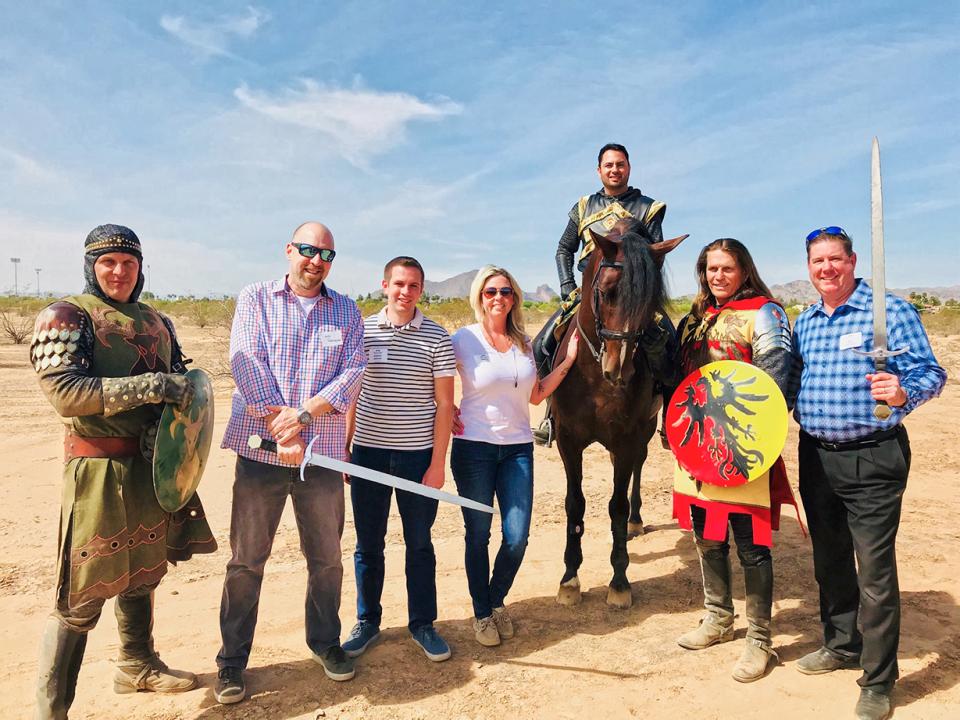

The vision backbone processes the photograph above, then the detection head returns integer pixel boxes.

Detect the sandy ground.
[1,325,958,720]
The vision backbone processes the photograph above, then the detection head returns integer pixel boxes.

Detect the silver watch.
[296,406,313,425]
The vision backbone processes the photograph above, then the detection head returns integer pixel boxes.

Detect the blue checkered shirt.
[788,279,946,442]
[221,278,366,466]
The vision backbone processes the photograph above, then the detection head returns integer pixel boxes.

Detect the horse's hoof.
[557,577,582,606]
[606,586,633,609]
[627,521,645,538]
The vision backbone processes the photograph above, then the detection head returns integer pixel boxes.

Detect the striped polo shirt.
[353,307,456,450]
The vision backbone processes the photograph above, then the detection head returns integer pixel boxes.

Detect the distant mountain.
[524,284,560,302]
[423,270,476,299]
[768,281,960,305]
[422,270,559,302]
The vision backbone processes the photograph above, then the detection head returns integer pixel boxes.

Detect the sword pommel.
[248,434,278,454]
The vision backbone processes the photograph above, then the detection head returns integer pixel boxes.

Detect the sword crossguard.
[851,346,909,361]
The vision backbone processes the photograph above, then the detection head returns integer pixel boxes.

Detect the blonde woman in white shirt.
[451,265,578,647]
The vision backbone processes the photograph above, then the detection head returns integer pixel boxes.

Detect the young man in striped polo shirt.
[344,256,457,661]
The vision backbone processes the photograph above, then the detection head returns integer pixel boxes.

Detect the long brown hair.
[690,238,773,319]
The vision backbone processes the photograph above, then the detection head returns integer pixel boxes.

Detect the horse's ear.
[649,234,689,265]
[593,230,620,260]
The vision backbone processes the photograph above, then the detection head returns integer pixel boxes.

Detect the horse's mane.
[615,221,667,332]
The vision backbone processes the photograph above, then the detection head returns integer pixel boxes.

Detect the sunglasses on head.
[805,226,850,244]
[291,243,336,261]
[482,287,514,298]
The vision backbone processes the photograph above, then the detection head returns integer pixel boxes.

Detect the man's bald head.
[292,221,334,247]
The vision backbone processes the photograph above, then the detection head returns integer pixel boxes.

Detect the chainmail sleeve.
[555,215,581,297]
[752,302,793,397]
[159,312,191,374]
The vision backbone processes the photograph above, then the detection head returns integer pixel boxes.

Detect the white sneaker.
[492,606,515,639]
[473,616,501,647]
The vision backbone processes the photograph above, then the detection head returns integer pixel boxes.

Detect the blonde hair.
[469,265,528,351]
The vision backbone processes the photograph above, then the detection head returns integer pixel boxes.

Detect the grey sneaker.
[214,666,245,705]
[472,616,501,647]
[492,606,514,639]
[342,621,380,658]
[312,646,356,681]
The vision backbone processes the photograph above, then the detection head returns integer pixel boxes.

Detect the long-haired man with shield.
[31,224,217,719]
[790,226,946,720]
[668,238,799,683]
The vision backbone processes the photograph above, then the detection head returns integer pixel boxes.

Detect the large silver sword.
[248,435,494,514]
[853,137,908,420]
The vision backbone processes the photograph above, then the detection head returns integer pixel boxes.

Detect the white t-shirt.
[452,323,537,445]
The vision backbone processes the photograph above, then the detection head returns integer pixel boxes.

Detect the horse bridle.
[577,257,642,365]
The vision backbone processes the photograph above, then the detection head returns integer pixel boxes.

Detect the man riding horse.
[533,143,677,445]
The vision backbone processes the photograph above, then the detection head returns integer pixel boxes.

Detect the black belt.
[802,425,903,452]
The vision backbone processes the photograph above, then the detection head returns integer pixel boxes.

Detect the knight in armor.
[533,143,676,445]
[671,238,797,683]
[32,224,217,719]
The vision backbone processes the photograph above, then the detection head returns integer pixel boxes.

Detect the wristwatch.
[296,406,313,426]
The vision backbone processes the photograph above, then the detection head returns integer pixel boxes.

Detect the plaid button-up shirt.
[221,277,366,466]
[789,279,946,442]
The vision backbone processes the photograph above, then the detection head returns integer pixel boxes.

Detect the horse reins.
[578,258,643,367]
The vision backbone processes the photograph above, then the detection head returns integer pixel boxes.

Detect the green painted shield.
[153,369,215,512]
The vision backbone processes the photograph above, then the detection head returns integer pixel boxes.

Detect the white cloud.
[160,6,269,58]
[0,147,61,185]
[234,79,463,167]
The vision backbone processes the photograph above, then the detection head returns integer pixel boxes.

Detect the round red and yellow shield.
[666,360,788,487]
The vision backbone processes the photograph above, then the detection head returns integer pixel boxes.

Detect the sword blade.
[248,435,494,514]
[871,137,888,359]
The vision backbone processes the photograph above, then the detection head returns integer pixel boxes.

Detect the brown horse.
[552,220,685,608]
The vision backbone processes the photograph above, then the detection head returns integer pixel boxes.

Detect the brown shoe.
[113,654,197,694]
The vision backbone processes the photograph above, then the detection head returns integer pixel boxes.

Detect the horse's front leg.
[556,439,586,606]
[607,449,635,608]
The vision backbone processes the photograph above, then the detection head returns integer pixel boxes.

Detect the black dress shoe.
[796,646,858,675]
[855,688,891,720]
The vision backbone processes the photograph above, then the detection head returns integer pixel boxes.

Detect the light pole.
[35,268,41,298]
[147,264,151,294]
[10,258,20,296]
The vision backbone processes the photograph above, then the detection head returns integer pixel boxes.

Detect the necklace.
[481,325,518,387]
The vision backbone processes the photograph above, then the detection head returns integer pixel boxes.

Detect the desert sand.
[1,325,957,720]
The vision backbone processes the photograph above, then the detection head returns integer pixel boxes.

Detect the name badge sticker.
[368,347,389,363]
[839,331,863,350]
[319,329,343,348]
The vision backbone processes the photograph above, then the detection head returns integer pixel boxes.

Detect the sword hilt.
[247,434,278,454]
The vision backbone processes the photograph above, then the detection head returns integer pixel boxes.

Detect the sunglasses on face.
[291,243,336,261]
[805,226,850,244]
[482,287,514,298]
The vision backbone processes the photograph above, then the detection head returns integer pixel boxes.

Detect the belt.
[802,425,903,452]
[64,431,140,463]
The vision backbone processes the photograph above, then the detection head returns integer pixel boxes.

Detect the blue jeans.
[217,457,344,670]
[450,438,534,619]
[350,444,438,632]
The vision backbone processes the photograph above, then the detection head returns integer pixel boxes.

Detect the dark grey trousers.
[216,456,345,670]
[798,427,911,692]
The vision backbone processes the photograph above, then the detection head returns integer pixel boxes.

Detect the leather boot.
[35,616,88,720]
[113,590,196,694]
[677,547,734,649]
[732,562,778,682]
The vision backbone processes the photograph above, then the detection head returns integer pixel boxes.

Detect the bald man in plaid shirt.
[789,227,946,720]
[214,222,366,705]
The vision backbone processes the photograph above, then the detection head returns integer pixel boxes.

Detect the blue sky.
[1,1,957,298]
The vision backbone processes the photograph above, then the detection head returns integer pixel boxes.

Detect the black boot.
[113,589,197,694]
[677,545,734,649]
[36,616,88,720]
[732,562,778,682]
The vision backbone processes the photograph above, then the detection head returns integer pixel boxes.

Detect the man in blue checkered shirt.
[788,227,946,720]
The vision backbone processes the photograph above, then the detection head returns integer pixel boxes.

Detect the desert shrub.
[0,306,33,344]
[922,308,960,336]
